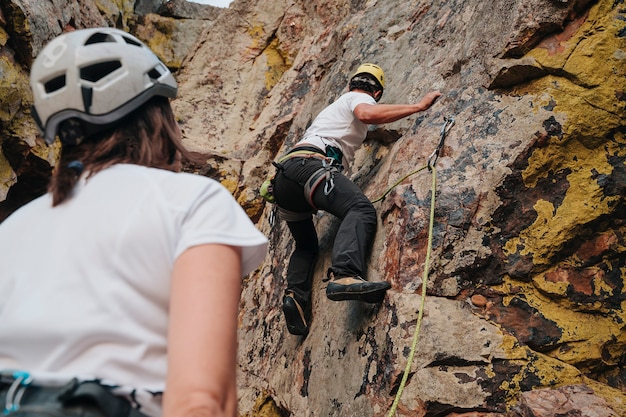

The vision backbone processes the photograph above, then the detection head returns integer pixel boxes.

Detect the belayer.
[269,63,441,335]
[0,28,268,417]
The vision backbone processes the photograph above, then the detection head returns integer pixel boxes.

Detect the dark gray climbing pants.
[273,156,377,306]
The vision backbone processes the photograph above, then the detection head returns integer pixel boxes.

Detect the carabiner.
[324,173,335,195]
[441,115,455,136]
[428,116,455,169]
[322,158,336,195]
[4,371,32,414]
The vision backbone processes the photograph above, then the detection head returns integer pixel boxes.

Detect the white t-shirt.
[0,164,267,406]
[297,91,376,170]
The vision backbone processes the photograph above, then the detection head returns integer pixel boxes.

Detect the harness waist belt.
[278,150,327,164]
[1,378,148,417]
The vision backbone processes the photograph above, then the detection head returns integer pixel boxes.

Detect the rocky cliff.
[1,0,625,416]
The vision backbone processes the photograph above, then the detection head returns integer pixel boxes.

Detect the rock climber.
[271,63,441,335]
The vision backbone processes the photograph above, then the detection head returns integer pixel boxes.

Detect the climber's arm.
[354,91,442,124]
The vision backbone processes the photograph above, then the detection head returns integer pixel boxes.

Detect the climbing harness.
[260,146,342,209]
[385,116,454,417]
[262,116,455,231]
[0,372,148,417]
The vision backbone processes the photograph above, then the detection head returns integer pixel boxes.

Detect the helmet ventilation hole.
[148,67,163,80]
[122,36,142,47]
[44,74,66,93]
[85,32,116,45]
[80,61,122,82]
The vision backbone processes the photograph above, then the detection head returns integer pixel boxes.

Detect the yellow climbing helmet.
[352,63,385,90]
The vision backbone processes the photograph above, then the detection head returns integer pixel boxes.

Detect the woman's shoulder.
[98,164,228,203]
[108,164,217,186]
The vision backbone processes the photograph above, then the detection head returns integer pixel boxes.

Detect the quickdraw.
[427,115,455,170]
[371,115,455,203]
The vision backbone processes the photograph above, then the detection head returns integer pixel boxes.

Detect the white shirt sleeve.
[175,178,268,277]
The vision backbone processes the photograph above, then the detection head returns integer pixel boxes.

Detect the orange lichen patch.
[575,231,619,262]
[543,267,594,296]
[471,294,488,307]
[535,11,588,56]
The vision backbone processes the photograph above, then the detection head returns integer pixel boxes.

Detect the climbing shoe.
[326,276,391,303]
[282,292,309,336]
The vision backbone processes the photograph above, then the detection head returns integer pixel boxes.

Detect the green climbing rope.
[386,164,437,417]
[370,164,430,203]
[371,116,453,204]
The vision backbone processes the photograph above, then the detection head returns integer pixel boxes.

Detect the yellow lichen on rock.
[263,37,291,92]
[503,7,625,266]
[94,0,135,30]
[526,0,626,120]
[246,24,265,53]
[133,15,180,69]
[503,135,619,266]
[499,334,529,360]
[499,345,626,415]
[0,57,30,124]
[246,24,292,92]
[0,27,8,47]
[497,347,582,406]
[531,272,569,297]
[240,391,284,417]
[498,348,594,408]
[0,157,16,201]
[495,274,626,371]
[219,175,238,195]
[581,377,626,415]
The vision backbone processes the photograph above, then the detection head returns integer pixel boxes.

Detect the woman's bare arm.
[164,244,242,417]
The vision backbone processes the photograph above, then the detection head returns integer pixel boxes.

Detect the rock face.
[0,0,219,220]
[1,0,625,416]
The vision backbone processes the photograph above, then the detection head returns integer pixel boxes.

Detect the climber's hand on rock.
[420,91,442,110]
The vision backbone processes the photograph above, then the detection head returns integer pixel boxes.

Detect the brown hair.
[48,97,201,206]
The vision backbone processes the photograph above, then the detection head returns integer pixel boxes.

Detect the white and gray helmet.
[30,27,178,145]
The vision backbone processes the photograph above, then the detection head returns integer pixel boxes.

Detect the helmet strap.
[59,119,87,146]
